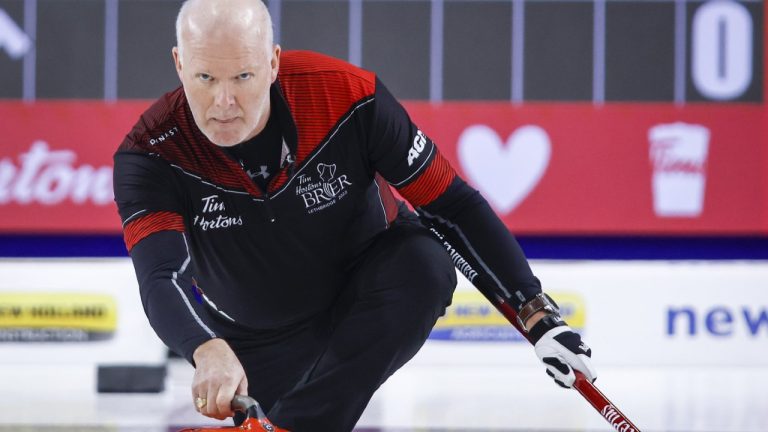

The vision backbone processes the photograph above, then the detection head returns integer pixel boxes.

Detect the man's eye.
[198,73,212,82]
[237,73,252,80]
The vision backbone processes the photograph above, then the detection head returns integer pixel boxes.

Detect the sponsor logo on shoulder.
[148,126,180,146]
[407,130,428,166]
[295,163,352,214]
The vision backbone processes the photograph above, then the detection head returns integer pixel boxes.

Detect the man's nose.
[214,82,236,107]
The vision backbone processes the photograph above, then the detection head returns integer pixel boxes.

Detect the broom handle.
[490,293,642,431]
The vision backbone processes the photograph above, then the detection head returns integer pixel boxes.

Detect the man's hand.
[191,338,248,420]
[527,314,596,388]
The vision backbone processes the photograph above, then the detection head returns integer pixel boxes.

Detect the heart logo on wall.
[457,125,551,214]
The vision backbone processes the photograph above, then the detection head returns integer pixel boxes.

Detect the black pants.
[205,217,457,431]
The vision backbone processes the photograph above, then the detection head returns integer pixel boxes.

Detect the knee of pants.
[378,237,457,324]
[405,261,456,317]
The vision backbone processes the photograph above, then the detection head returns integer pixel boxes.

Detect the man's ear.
[270,45,281,83]
[172,47,183,82]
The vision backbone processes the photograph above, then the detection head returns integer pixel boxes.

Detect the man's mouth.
[213,117,238,124]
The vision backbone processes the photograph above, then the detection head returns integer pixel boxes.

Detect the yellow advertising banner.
[0,293,117,342]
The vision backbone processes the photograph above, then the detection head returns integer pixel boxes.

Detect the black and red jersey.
[114,51,541,361]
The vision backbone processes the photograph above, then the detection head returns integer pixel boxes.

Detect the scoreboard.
[0,0,762,102]
[521,0,763,103]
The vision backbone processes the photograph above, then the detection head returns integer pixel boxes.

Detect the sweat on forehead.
[175,0,273,58]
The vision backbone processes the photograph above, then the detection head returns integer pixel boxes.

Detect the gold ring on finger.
[195,397,207,409]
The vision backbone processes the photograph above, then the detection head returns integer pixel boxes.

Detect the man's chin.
[204,130,245,148]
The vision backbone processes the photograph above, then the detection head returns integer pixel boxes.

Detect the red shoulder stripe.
[278,51,376,165]
[397,152,456,208]
[124,211,185,252]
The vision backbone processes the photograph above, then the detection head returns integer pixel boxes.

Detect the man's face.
[173,36,280,147]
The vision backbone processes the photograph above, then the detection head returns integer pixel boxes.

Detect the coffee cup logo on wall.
[648,123,710,217]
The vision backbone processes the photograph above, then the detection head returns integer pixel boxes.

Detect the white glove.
[532,321,596,388]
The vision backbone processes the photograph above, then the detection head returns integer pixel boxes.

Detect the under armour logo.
[317,163,336,182]
[280,140,294,168]
[246,165,270,180]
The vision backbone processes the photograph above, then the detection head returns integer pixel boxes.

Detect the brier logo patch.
[294,163,352,214]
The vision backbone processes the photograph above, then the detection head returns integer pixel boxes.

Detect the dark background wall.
[0,0,763,102]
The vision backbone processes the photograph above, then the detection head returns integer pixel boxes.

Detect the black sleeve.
[113,152,185,224]
[366,77,438,188]
[418,177,542,310]
[129,230,216,363]
[113,152,215,363]
[366,78,541,311]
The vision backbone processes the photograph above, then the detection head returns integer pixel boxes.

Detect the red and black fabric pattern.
[123,211,185,251]
[397,152,456,208]
[363,75,457,210]
[120,88,263,198]
[279,52,375,165]
[267,51,376,194]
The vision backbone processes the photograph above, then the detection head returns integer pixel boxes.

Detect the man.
[113,0,596,430]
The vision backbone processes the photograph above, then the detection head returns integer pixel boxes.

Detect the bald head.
[175,0,273,63]
[171,0,281,147]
